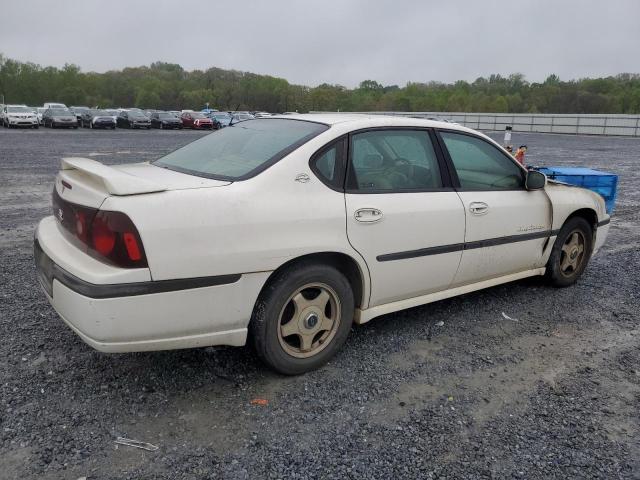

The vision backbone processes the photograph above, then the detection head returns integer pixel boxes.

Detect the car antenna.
[228,104,241,126]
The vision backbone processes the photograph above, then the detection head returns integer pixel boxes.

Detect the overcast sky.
[2,0,639,88]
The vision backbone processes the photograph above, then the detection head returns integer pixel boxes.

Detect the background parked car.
[211,112,232,129]
[117,110,151,129]
[231,111,255,122]
[150,112,183,129]
[69,106,90,123]
[43,102,67,110]
[102,109,119,123]
[36,107,47,125]
[79,109,117,129]
[180,111,213,129]
[3,105,40,128]
[143,109,162,118]
[42,108,78,128]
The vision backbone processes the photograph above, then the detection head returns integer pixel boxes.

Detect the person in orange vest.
[514,145,527,165]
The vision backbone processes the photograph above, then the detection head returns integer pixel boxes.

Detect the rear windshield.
[153,119,328,180]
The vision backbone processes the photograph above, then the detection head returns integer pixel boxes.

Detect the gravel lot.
[1,127,638,479]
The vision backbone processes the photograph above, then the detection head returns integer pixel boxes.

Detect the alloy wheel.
[277,282,341,359]
[559,230,586,277]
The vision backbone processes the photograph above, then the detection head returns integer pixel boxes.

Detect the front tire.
[545,217,593,287]
[250,262,354,375]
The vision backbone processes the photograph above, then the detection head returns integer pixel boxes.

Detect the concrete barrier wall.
[310,112,640,137]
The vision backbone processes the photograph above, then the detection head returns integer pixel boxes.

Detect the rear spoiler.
[61,157,166,196]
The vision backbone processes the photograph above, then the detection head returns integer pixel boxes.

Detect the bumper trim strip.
[35,239,241,299]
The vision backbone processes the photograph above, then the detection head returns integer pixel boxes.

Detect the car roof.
[269,113,474,133]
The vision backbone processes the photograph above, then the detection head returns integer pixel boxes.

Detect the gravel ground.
[0,128,638,479]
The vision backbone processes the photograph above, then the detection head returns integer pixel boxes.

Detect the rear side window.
[154,119,328,180]
[347,130,443,192]
[316,148,336,181]
[440,132,524,190]
[310,138,346,190]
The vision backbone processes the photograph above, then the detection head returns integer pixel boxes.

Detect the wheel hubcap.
[559,230,586,276]
[277,283,341,359]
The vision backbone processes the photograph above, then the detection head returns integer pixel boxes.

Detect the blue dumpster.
[536,167,618,214]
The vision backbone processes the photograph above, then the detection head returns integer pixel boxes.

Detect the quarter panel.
[101,148,364,288]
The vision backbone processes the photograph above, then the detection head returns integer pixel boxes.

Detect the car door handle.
[469,202,489,215]
[354,208,383,223]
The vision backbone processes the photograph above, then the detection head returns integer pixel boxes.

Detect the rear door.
[343,128,466,307]
[437,130,552,286]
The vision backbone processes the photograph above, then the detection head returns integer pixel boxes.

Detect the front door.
[437,130,552,286]
[344,129,466,307]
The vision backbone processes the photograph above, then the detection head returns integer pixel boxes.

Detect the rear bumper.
[34,217,269,352]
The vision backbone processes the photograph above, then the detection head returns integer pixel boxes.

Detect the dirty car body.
[34,115,610,374]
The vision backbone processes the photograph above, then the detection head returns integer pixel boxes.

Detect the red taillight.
[90,211,148,268]
[53,188,147,268]
[91,214,116,256]
[123,232,142,261]
[74,210,89,243]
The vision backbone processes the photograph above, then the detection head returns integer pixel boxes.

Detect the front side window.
[347,130,443,191]
[440,132,524,190]
[154,119,328,180]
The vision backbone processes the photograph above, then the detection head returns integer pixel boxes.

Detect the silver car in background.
[2,105,39,128]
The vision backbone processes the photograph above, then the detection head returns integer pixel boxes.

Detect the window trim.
[435,128,527,192]
[309,135,348,192]
[344,127,454,195]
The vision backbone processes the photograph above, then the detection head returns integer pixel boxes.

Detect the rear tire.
[545,217,593,287]
[250,262,354,375]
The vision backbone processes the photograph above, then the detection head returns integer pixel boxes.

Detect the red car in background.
[180,112,213,129]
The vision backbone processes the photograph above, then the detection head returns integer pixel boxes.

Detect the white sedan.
[35,115,610,374]
[3,104,39,128]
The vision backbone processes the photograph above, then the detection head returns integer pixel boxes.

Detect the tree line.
[1,54,639,114]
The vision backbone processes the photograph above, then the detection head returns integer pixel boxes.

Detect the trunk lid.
[56,157,230,208]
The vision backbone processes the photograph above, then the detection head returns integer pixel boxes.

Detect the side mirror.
[526,170,546,190]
